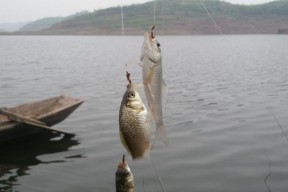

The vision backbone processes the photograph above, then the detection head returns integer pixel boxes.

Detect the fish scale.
[119,83,152,159]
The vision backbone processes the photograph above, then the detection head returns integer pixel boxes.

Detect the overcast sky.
[0,0,275,23]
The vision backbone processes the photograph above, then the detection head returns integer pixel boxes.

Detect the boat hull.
[0,95,84,144]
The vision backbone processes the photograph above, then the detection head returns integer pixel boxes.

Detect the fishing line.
[199,0,223,35]
[154,0,165,35]
[142,175,146,192]
[161,0,165,35]
[154,0,157,25]
[261,94,288,142]
[120,0,125,36]
[151,25,167,192]
[264,149,272,192]
[198,0,287,145]
[120,0,129,73]
[240,67,288,142]
[120,1,167,191]
[267,105,288,142]
[151,3,167,191]
[149,157,166,192]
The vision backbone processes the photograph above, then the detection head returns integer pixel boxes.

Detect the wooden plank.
[0,108,45,125]
[0,108,75,137]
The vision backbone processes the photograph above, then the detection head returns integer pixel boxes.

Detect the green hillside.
[4,0,288,35]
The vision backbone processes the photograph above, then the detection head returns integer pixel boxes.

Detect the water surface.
[1,35,288,192]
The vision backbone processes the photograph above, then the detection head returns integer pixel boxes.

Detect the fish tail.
[156,125,168,145]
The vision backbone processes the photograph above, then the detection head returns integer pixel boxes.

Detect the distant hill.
[18,11,89,32]
[2,0,288,35]
[0,22,29,32]
[18,17,65,32]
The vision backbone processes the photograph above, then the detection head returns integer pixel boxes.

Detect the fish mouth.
[144,32,152,50]
[143,25,155,49]
[117,155,131,172]
[149,25,155,48]
[141,25,161,63]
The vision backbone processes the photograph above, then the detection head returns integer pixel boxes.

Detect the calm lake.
[0,35,288,192]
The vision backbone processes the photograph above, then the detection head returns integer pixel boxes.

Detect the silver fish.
[119,82,151,159]
[115,155,135,192]
[140,26,168,144]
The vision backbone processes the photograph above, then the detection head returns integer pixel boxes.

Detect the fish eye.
[156,41,160,48]
[123,170,130,176]
[128,91,135,98]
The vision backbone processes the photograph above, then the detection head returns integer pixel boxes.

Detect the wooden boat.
[0,95,84,144]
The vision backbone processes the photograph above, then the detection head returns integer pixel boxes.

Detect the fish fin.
[150,61,161,69]
[147,67,155,84]
[146,108,154,122]
[148,52,161,64]
[144,82,154,115]
[156,125,168,146]
[162,80,168,112]
[135,83,144,89]
[143,147,151,159]
[120,132,132,156]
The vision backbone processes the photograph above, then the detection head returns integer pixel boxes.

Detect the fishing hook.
[151,25,156,38]
[126,71,132,85]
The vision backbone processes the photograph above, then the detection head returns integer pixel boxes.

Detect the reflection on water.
[0,134,81,191]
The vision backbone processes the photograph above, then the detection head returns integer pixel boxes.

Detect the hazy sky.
[0,0,275,23]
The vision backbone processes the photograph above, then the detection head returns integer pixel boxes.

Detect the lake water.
[0,35,288,192]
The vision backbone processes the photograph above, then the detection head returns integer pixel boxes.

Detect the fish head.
[124,83,145,112]
[140,27,161,63]
[116,158,133,180]
[115,155,134,189]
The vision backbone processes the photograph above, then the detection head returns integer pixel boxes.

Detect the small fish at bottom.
[115,155,135,192]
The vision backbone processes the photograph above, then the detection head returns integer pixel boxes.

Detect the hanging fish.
[119,72,152,159]
[115,155,135,192]
[140,25,168,144]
